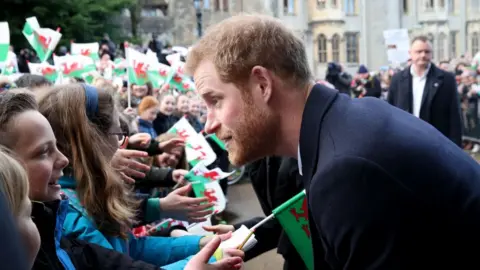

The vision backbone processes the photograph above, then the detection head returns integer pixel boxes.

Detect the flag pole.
[237,229,255,250]
[124,41,132,108]
[250,213,274,231]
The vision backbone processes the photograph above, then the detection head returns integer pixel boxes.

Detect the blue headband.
[82,84,98,120]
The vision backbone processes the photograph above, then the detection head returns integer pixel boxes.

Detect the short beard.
[227,92,279,166]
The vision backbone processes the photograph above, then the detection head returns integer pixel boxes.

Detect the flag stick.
[237,229,255,250]
[124,41,132,108]
[250,213,274,231]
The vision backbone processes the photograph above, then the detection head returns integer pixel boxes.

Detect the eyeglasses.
[109,132,128,147]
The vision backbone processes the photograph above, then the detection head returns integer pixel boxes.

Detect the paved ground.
[224,180,284,270]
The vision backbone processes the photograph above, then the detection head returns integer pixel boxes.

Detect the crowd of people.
[1,13,480,270]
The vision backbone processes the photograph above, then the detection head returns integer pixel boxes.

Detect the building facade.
[309,0,480,78]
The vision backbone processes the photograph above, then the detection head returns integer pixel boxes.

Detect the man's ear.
[251,66,272,103]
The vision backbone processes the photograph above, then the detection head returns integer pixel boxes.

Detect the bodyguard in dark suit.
[300,83,480,269]
[189,15,480,270]
[388,35,462,146]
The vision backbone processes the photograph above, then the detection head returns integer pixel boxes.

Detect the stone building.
[309,0,480,78]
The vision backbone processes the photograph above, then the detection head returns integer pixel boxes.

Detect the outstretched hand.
[184,236,244,270]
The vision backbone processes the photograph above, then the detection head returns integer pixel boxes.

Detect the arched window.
[318,34,327,63]
[331,34,340,62]
[345,32,359,63]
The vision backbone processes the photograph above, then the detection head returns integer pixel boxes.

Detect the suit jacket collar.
[401,63,443,115]
[299,84,338,188]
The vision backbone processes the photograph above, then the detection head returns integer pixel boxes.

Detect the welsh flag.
[0,22,9,62]
[272,190,314,270]
[167,61,195,92]
[147,62,174,88]
[167,72,195,93]
[166,53,182,65]
[71,42,99,60]
[22,17,61,62]
[168,117,217,166]
[185,162,234,182]
[28,62,58,82]
[1,53,18,75]
[54,54,97,82]
[191,180,227,214]
[126,47,150,86]
[113,58,127,77]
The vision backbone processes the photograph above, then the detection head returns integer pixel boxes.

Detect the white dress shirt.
[298,146,303,176]
[410,64,431,118]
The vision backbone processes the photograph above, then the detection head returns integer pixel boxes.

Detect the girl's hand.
[128,133,151,149]
[111,149,150,183]
[184,237,244,270]
[172,169,188,185]
[159,184,213,222]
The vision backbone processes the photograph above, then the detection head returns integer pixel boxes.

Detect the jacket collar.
[32,198,70,244]
[138,118,153,127]
[299,84,339,188]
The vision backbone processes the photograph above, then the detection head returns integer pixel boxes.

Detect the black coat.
[237,157,307,270]
[301,84,480,269]
[153,112,178,135]
[388,64,463,146]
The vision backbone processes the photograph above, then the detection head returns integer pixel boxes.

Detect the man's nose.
[204,114,220,135]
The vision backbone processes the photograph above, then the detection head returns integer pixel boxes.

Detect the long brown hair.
[36,83,137,238]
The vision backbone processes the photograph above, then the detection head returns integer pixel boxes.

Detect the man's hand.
[199,232,233,249]
[203,224,235,234]
[185,236,244,270]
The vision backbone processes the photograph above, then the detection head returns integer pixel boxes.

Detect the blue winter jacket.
[138,118,158,139]
[59,176,216,269]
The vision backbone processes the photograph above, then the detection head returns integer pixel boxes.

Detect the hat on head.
[357,65,369,74]
[138,96,159,115]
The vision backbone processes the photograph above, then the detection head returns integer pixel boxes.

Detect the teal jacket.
[59,176,216,269]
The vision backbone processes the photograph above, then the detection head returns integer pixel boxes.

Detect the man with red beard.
[186,14,480,270]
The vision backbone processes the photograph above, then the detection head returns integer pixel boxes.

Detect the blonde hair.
[36,83,137,238]
[185,14,311,89]
[0,146,29,217]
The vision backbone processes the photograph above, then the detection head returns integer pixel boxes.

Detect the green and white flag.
[148,62,175,88]
[28,62,58,82]
[190,180,227,214]
[113,58,127,77]
[71,42,100,60]
[54,54,97,82]
[126,47,150,86]
[168,117,217,166]
[22,17,61,62]
[1,53,18,75]
[272,190,314,270]
[0,22,10,62]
